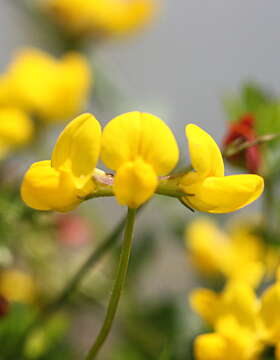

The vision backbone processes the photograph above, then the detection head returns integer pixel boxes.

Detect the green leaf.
[223,95,245,122]
[255,103,280,138]
[242,82,270,112]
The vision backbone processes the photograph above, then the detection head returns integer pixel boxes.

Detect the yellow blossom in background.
[21,113,101,212]
[194,328,261,360]
[191,282,264,360]
[0,107,33,158]
[101,111,179,208]
[186,217,265,287]
[180,124,264,213]
[0,269,36,304]
[191,272,280,359]
[259,268,280,347]
[44,0,157,37]
[0,48,91,122]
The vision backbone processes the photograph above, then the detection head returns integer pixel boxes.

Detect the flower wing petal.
[186,124,224,177]
[51,113,101,186]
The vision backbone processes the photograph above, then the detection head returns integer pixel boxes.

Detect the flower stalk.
[85,208,137,360]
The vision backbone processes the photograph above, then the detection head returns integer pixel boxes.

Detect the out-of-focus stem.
[8,212,134,359]
[85,208,137,360]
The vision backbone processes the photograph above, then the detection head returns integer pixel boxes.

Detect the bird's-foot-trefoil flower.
[21,113,102,212]
[101,111,179,208]
[179,124,264,213]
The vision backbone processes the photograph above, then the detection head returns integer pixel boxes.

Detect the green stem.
[85,208,137,360]
[44,217,128,316]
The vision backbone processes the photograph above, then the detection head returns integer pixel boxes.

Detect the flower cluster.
[186,217,279,287]
[0,48,91,160]
[43,0,157,38]
[0,48,91,122]
[191,272,280,360]
[21,111,264,213]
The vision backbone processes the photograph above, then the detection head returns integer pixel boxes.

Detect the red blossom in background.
[223,113,262,173]
[56,214,92,247]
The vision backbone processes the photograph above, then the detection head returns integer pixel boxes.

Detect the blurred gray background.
[1,0,279,146]
[0,0,276,297]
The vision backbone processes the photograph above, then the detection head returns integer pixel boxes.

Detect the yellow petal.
[6,48,91,121]
[186,218,230,275]
[215,317,262,360]
[194,333,227,360]
[0,107,33,155]
[220,282,259,330]
[114,158,158,208]
[45,0,157,36]
[186,124,224,177]
[51,113,101,187]
[181,174,264,213]
[275,342,280,360]
[226,261,264,289]
[21,161,81,212]
[49,52,91,121]
[101,111,179,175]
[0,270,36,304]
[260,282,280,343]
[190,288,220,325]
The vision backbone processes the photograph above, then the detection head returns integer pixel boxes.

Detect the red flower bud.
[223,114,262,173]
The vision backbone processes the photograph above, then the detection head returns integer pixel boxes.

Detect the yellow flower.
[186,217,265,287]
[45,0,157,37]
[192,272,280,359]
[101,111,179,208]
[0,269,36,304]
[0,107,33,158]
[190,282,260,330]
[259,269,280,345]
[2,48,91,122]
[194,333,227,360]
[191,282,263,360]
[194,328,262,360]
[180,124,264,213]
[21,113,101,212]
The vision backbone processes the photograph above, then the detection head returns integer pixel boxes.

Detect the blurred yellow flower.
[186,217,265,287]
[0,48,91,122]
[260,269,280,346]
[180,124,264,213]
[191,282,264,360]
[45,0,157,37]
[21,113,101,212]
[0,269,36,304]
[194,329,261,360]
[191,272,280,359]
[0,107,33,158]
[101,111,179,208]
